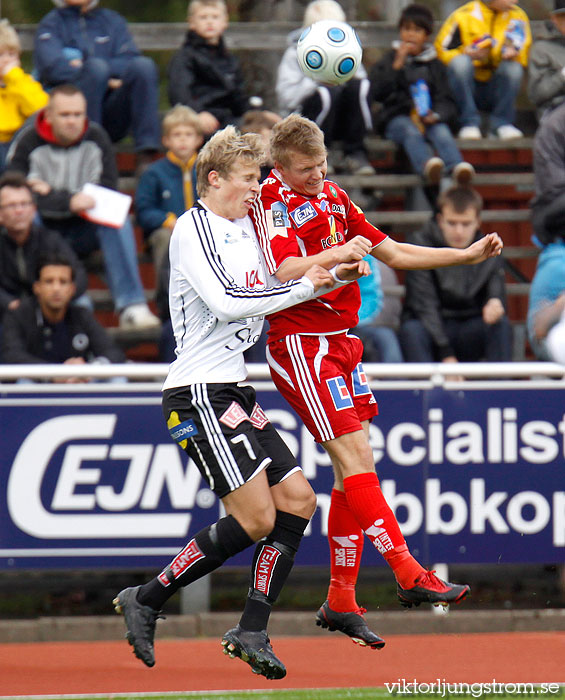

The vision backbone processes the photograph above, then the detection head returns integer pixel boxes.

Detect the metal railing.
[0,361,564,384]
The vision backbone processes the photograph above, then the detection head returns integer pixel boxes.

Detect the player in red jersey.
[250,114,503,648]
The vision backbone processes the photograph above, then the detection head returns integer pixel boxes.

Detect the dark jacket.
[135,154,198,240]
[369,44,459,135]
[167,30,249,127]
[8,108,118,236]
[527,22,565,119]
[34,1,141,88]
[0,223,88,320]
[402,219,507,358]
[1,296,124,365]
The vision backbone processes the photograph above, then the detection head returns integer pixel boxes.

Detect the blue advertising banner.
[0,383,564,570]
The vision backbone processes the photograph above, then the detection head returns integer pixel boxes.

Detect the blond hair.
[270,114,326,168]
[0,19,21,53]
[196,125,265,196]
[303,0,346,26]
[187,0,227,20]
[162,104,202,137]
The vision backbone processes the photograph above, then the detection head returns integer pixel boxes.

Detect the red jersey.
[251,169,388,342]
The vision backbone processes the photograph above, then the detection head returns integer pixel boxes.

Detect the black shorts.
[162,383,300,498]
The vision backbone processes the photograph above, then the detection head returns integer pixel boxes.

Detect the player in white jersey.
[114,125,369,680]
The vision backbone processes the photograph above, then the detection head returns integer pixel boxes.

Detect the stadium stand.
[13,21,541,362]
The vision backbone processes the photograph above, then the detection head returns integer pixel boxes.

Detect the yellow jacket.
[0,66,49,143]
[434,1,531,82]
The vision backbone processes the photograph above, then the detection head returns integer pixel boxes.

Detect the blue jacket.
[34,1,140,87]
[135,155,198,240]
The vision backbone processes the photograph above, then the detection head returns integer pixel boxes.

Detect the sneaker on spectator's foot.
[119,303,161,330]
[423,157,444,185]
[343,151,376,175]
[316,600,385,649]
[113,586,164,667]
[452,161,475,186]
[397,570,470,608]
[458,126,482,139]
[221,625,286,680]
[493,124,524,140]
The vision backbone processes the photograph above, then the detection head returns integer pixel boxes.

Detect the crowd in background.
[0,0,564,374]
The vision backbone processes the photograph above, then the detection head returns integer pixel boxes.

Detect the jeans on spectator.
[77,56,161,150]
[62,218,147,313]
[399,316,512,362]
[384,115,462,175]
[354,324,404,363]
[446,54,524,131]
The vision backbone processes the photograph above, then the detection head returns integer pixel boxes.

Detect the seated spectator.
[1,252,125,378]
[0,20,48,173]
[353,256,404,363]
[277,0,375,175]
[370,3,474,186]
[0,172,88,324]
[527,241,565,362]
[33,0,160,169]
[435,0,531,139]
[135,105,203,275]
[168,0,254,138]
[528,1,565,121]
[399,186,511,367]
[531,100,565,246]
[8,84,160,330]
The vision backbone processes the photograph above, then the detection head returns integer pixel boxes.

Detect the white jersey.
[163,201,318,389]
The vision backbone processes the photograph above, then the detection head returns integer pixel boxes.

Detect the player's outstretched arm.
[372,233,503,270]
[276,235,373,282]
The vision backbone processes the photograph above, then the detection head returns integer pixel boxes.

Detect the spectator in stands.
[399,186,511,367]
[277,0,375,175]
[1,251,124,376]
[33,0,161,170]
[0,20,49,173]
[8,84,160,330]
[528,98,565,362]
[435,0,531,140]
[369,4,475,186]
[528,1,565,121]
[353,257,404,363]
[135,105,203,275]
[168,0,265,138]
[531,100,565,248]
[0,172,88,325]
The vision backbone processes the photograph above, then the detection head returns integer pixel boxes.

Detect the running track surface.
[1,632,564,696]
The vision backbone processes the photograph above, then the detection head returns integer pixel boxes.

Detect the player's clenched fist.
[463,232,503,264]
[338,235,373,262]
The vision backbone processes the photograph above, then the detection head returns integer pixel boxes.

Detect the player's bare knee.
[240,502,277,541]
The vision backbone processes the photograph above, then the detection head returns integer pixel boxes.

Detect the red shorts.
[266,332,379,443]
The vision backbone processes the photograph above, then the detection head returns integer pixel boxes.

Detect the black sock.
[138,514,253,609]
[239,510,310,632]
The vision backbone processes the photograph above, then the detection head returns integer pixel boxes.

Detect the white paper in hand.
[79,183,132,229]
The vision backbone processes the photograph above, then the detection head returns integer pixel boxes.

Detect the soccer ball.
[296,19,363,86]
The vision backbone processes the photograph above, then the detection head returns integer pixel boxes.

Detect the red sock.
[326,489,363,612]
[343,472,424,588]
